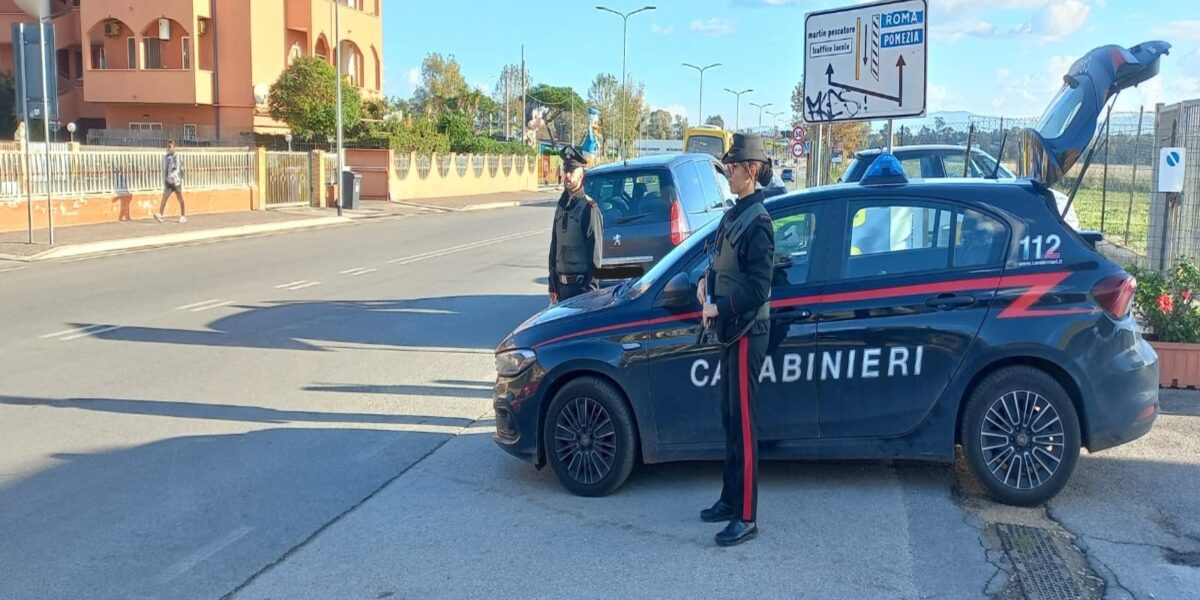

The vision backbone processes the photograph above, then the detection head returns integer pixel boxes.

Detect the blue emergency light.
[860,153,909,186]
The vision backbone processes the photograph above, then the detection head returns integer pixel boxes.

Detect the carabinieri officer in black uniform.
[697,133,775,547]
[548,146,603,303]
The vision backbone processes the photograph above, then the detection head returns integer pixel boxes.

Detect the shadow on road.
[0,426,489,600]
[61,295,546,352]
[304,379,494,399]
[0,395,480,426]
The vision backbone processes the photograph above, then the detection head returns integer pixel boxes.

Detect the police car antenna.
[1062,93,1120,219]
[989,129,1009,180]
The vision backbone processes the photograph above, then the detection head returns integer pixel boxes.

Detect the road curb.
[394,198,556,213]
[9,216,353,262]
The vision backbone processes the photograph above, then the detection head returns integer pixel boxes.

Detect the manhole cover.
[995,523,1083,600]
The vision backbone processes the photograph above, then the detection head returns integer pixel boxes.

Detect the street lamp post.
[596,5,656,160]
[332,0,344,216]
[681,62,720,125]
[765,110,782,157]
[723,88,753,132]
[749,101,773,133]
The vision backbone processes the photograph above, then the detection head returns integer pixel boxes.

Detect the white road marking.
[350,268,377,276]
[176,299,224,311]
[59,325,121,341]
[41,325,102,339]
[275,280,321,291]
[285,281,321,291]
[387,230,543,265]
[158,525,255,584]
[190,300,233,312]
[340,267,368,274]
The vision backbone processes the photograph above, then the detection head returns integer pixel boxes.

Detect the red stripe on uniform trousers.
[739,335,753,522]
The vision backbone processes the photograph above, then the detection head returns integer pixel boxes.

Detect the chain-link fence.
[798,106,1196,267]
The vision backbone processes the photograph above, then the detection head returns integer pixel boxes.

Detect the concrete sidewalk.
[392,189,559,212]
[0,190,556,262]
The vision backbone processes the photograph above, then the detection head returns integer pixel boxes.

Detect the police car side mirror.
[657,272,694,309]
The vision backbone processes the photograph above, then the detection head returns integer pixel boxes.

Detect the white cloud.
[930,0,1096,44]
[406,67,420,88]
[653,104,690,120]
[1028,0,1091,42]
[1154,21,1200,43]
[650,23,674,35]
[691,18,734,37]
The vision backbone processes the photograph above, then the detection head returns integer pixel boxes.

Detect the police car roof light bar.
[860,153,908,186]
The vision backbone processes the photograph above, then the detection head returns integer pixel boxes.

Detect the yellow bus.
[682,125,733,159]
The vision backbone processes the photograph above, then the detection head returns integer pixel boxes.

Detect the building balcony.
[83,68,213,105]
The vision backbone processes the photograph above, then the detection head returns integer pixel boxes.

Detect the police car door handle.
[774,307,813,322]
[925,293,976,310]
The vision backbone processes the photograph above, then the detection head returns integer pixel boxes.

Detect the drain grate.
[995,523,1083,600]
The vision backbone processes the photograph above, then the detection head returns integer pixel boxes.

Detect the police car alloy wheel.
[543,377,637,497]
[960,366,1081,507]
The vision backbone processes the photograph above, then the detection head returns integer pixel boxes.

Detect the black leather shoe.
[700,501,735,523]
[715,520,758,546]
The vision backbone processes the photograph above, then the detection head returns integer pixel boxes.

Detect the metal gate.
[265,151,311,207]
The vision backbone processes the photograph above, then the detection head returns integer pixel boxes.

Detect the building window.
[183,124,198,142]
[129,122,164,132]
[145,37,162,69]
[182,37,191,69]
[91,45,107,69]
[74,49,83,79]
[127,37,137,69]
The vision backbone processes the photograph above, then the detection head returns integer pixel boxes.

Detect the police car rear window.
[585,170,677,226]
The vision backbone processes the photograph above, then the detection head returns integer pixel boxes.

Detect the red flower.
[1183,290,1193,302]
[1157,294,1175,314]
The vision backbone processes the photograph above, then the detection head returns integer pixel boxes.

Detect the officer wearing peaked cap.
[696,133,775,546]
[548,146,603,304]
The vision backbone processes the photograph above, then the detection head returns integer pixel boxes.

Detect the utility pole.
[682,62,720,126]
[334,0,343,216]
[520,45,525,146]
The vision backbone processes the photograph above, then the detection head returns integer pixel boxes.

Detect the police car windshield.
[624,218,720,299]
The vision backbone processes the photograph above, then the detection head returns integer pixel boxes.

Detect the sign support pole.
[38,18,53,245]
[887,119,894,152]
[18,23,32,244]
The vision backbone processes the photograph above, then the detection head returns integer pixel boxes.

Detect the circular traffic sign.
[791,142,804,158]
[792,126,806,143]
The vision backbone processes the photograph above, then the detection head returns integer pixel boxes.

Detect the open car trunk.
[1022,41,1171,189]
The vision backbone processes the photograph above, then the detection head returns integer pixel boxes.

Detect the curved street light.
[597,5,656,159]
[724,88,753,132]
[748,101,773,133]
[682,62,721,125]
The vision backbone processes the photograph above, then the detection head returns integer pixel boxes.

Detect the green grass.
[1067,186,1152,255]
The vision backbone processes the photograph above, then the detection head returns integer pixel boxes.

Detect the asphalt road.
[1,205,1196,600]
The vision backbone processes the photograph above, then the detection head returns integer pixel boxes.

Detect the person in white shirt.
[155,140,187,223]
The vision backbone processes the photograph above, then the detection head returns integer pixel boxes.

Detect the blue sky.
[382,0,1200,128]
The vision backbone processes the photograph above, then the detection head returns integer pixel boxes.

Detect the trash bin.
[340,170,362,210]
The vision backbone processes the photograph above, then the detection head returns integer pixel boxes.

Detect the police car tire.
[543,377,637,497]
[960,366,1081,507]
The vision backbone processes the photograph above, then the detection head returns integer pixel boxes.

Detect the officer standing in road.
[697,133,775,546]
[548,146,603,303]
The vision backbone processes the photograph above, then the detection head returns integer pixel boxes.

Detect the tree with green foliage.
[705,114,725,129]
[646,109,673,140]
[412,52,468,117]
[268,56,361,140]
[528,83,585,143]
[672,114,689,139]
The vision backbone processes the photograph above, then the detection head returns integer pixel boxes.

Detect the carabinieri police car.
[493,41,1170,507]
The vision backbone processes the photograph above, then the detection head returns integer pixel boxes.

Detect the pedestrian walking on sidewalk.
[156,140,187,223]
[548,145,602,304]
